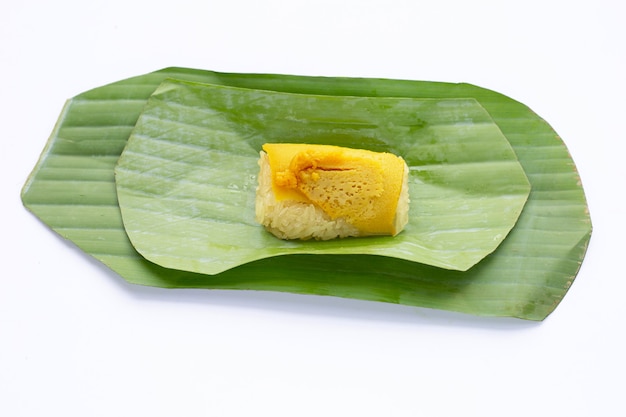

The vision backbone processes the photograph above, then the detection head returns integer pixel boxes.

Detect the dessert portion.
[256,143,409,240]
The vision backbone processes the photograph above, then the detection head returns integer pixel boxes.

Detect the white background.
[2,1,625,416]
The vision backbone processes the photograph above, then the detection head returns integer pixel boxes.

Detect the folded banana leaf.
[115,79,530,275]
[21,67,591,320]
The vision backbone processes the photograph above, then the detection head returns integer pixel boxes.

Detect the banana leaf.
[21,67,591,320]
[115,79,530,275]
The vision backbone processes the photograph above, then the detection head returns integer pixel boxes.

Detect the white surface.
[2,1,624,416]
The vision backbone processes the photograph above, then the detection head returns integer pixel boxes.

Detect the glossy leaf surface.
[21,68,591,320]
[115,79,530,274]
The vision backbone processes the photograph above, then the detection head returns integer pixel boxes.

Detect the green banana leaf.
[115,79,530,275]
[21,67,591,320]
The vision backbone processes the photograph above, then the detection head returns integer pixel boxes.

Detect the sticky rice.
[255,144,410,240]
